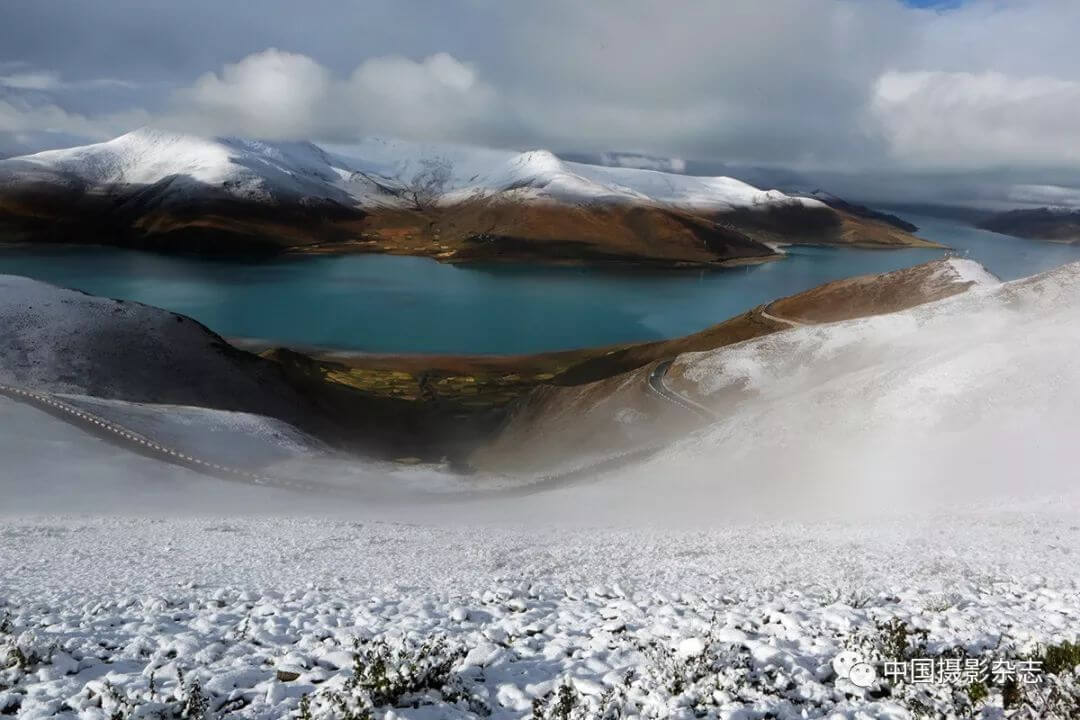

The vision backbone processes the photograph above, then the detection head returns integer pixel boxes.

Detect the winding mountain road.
[645,303,807,421]
[0,382,668,500]
[759,304,805,328]
[647,359,717,420]
[0,384,323,493]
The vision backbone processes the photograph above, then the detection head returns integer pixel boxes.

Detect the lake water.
[2,214,1079,354]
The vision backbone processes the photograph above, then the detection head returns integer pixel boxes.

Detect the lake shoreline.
[1,215,1079,356]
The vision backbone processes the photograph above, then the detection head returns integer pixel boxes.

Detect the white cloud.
[164,49,501,144]
[340,52,501,142]
[4,0,1080,183]
[0,96,148,138]
[0,69,138,92]
[599,152,687,173]
[171,49,331,139]
[0,71,62,90]
[870,71,1080,169]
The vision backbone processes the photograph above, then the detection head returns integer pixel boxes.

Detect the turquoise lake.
[2,214,1079,354]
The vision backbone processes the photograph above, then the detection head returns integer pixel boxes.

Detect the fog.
[3,263,1079,526]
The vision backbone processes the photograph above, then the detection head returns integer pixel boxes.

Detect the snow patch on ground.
[945,256,1001,286]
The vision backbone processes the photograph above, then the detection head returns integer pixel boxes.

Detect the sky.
[2,0,1079,207]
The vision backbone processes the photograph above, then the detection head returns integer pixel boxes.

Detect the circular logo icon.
[831,650,862,679]
[849,661,878,688]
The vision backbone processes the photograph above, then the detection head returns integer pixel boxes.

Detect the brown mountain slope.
[0,182,937,264]
[336,195,781,267]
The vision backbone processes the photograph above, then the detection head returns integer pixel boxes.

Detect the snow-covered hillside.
[0,274,331,431]
[0,128,382,205]
[333,136,826,210]
[0,129,823,212]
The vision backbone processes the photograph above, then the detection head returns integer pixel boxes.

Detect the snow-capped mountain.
[0,128,385,207]
[324,135,828,211]
[0,129,929,262]
[1,128,824,212]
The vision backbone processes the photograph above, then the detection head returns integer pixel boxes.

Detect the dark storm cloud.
[2,0,1080,204]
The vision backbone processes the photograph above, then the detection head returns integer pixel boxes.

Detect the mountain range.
[0,129,936,265]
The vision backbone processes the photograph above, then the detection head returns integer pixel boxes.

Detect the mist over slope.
[3,262,1075,526]
[454,260,1080,524]
[597,261,1080,521]
[473,258,999,475]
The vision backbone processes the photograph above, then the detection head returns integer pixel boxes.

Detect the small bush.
[347,636,466,706]
[532,681,579,720]
[304,634,484,719]
[178,675,209,719]
[531,681,626,720]
[1041,640,1080,676]
[876,618,929,662]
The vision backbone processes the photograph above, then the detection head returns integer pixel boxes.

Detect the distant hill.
[805,190,918,232]
[874,202,994,225]
[977,207,1080,244]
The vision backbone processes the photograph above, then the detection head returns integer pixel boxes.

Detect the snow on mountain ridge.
[330,136,822,210]
[2,128,825,212]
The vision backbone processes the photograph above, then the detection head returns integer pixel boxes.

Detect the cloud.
[2,0,1080,191]
[0,69,137,92]
[339,52,504,143]
[145,0,911,167]
[164,48,504,144]
[0,71,62,91]
[170,49,331,139]
[870,71,1080,169]
[0,94,150,157]
[598,153,687,174]
[0,96,148,138]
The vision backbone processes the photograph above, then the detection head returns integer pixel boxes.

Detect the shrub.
[304,634,485,718]
[1041,640,1080,676]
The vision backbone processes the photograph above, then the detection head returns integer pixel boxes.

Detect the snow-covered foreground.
[2,512,1079,719]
